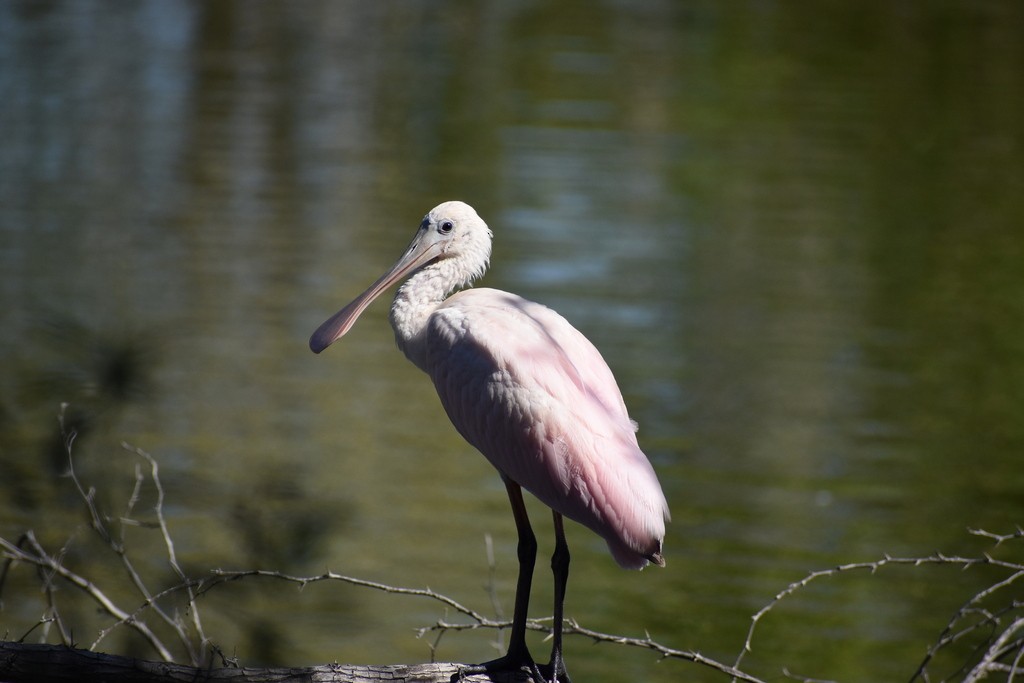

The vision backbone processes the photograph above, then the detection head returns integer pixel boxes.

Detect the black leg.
[503,476,538,665]
[457,477,543,681]
[544,511,572,683]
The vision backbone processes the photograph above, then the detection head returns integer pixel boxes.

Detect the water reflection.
[1,2,1023,681]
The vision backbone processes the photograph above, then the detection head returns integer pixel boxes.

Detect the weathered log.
[0,641,536,683]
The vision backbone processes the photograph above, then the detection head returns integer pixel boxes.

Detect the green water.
[2,3,1023,681]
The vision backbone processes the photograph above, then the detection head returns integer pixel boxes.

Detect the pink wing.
[424,288,669,569]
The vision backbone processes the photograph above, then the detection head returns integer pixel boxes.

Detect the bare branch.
[0,531,174,661]
[122,442,210,662]
[52,411,185,661]
[912,570,1024,681]
[969,527,1024,546]
[4,412,1021,682]
[205,567,493,623]
[199,568,769,683]
[59,407,108,546]
[734,551,1024,675]
[559,617,767,682]
[964,617,1024,682]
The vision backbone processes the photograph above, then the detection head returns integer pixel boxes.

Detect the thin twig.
[0,531,174,662]
[965,617,1024,682]
[969,527,1024,547]
[5,412,1021,682]
[734,552,1024,676]
[200,568,768,683]
[55,412,184,661]
[124,442,209,661]
[912,570,1024,681]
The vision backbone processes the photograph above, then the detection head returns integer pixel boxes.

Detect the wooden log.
[0,641,537,683]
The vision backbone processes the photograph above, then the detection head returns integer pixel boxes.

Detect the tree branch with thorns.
[0,413,1021,682]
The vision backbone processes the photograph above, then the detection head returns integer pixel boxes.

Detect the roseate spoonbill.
[310,201,669,682]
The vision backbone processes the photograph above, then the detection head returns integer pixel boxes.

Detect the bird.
[309,201,669,683]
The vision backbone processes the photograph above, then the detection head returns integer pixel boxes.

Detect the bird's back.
[423,288,669,569]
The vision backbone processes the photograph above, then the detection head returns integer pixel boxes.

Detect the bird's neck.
[388,261,461,372]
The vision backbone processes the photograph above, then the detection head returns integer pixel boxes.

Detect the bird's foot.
[453,656,570,683]
[454,652,545,682]
[538,659,572,683]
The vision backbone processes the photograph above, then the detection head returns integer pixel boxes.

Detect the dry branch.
[0,426,768,683]
[2,412,1023,683]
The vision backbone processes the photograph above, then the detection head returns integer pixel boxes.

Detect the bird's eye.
[439,220,454,234]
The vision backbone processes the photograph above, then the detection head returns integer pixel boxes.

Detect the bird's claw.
[539,660,572,683]
[453,657,570,683]
[454,654,546,682]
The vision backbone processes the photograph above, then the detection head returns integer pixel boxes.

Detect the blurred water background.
[1,2,1023,681]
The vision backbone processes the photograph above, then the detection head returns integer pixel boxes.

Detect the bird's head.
[418,200,493,285]
[309,201,493,354]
